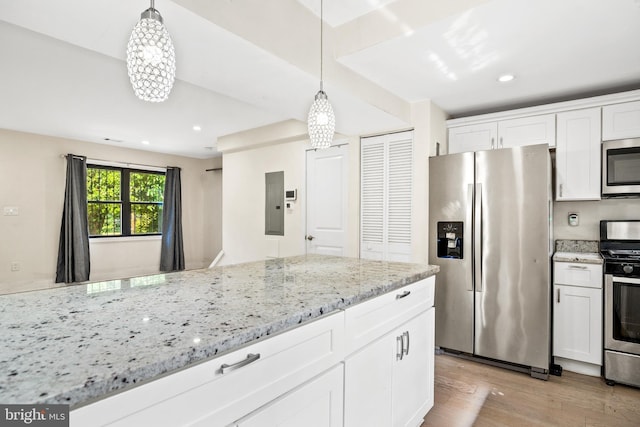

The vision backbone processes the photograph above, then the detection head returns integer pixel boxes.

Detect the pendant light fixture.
[307,0,335,149]
[126,0,176,102]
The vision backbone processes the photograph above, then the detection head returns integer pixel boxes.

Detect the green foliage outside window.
[87,166,165,237]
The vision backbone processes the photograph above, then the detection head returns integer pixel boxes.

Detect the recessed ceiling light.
[193,125,202,132]
[141,140,150,145]
[498,74,515,83]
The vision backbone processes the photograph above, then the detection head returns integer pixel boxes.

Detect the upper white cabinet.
[555,108,601,201]
[603,100,640,140]
[448,114,555,154]
[448,123,497,154]
[498,115,556,149]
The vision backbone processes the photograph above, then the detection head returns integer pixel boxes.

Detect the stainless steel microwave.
[602,138,640,197]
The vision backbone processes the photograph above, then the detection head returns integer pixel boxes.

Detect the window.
[87,165,165,237]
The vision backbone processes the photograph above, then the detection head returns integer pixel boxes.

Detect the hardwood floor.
[421,354,640,427]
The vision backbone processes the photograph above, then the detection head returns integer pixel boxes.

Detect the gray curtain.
[160,167,185,272]
[55,154,90,283]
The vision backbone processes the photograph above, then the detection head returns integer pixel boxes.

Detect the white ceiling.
[1,0,639,158]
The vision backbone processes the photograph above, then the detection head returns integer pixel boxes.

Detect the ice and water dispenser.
[436,221,463,259]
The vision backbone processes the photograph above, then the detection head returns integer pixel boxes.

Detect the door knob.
[306,235,315,241]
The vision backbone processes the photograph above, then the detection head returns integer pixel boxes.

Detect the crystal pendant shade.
[307,0,334,149]
[126,6,176,102]
[308,90,335,149]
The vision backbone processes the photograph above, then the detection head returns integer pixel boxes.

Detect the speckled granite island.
[1,254,438,426]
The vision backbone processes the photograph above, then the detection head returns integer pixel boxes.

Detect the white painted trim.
[89,235,162,243]
[447,89,640,128]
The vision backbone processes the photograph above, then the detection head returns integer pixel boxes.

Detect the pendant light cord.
[320,0,324,92]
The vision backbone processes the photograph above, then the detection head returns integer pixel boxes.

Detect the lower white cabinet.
[234,365,344,427]
[71,277,436,427]
[553,261,603,376]
[344,309,435,427]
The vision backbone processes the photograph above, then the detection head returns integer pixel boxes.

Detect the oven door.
[605,274,640,354]
[602,138,640,196]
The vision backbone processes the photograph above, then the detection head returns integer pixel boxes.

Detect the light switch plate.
[3,206,19,216]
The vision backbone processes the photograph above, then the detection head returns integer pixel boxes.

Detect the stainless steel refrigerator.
[428,143,552,378]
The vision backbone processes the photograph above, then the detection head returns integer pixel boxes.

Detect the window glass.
[87,166,165,237]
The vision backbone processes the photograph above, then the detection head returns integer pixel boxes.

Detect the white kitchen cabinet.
[71,277,437,427]
[602,100,640,140]
[553,261,603,377]
[448,114,555,154]
[497,114,556,149]
[344,310,434,427]
[234,365,344,427]
[71,312,346,427]
[448,123,497,154]
[555,108,601,201]
[391,309,435,427]
[344,277,435,427]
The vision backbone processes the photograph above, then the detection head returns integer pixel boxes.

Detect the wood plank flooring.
[421,354,640,427]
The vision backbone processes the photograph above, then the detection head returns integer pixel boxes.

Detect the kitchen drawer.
[71,311,345,427]
[554,262,602,289]
[344,276,435,355]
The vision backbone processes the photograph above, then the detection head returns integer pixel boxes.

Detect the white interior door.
[306,145,348,256]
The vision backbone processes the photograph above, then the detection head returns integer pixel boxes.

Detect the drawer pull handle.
[220,353,261,374]
[568,265,588,270]
[396,290,411,300]
[396,336,404,360]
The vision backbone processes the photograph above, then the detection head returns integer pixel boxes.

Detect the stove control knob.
[623,265,634,274]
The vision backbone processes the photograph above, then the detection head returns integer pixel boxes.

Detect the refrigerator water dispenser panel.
[437,221,463,259]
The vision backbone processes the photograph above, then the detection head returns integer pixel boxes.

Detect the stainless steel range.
[600,220,640,388]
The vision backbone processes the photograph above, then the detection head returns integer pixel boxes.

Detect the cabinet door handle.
[402,331,410,356]
[559,184,563,198]
[220,353,261,374]
[491,137,495,149]
[500,137,504,148]
[396,335,404,360]
[557,289,560,303]
[396,290,411,300]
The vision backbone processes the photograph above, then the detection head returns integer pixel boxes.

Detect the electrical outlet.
[10,262,20,272]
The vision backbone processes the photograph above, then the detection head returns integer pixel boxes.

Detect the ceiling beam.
[173,0,412,124]
[333,0,491,58]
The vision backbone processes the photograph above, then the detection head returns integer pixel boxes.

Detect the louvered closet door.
[360,131,413,262]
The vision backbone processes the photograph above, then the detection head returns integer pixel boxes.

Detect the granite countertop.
[553,239,603,264]
[0,254,438,408]
[553,252,603,264]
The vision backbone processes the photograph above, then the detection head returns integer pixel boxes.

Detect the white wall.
[221,139,307,265]
[220,100,447,267]
[0,129,222,294]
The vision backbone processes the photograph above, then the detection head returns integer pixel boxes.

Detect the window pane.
[130,172,165,202]
[88,203,121,236]
[87,168,121,202]
[131,203,163,234]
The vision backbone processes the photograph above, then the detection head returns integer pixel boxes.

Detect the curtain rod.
[61,154,170,172]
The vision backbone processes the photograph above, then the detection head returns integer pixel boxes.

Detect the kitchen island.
[0,254,438,426]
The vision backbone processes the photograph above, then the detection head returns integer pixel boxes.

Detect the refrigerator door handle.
[467,184,474,291]
[474,183,483,293]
